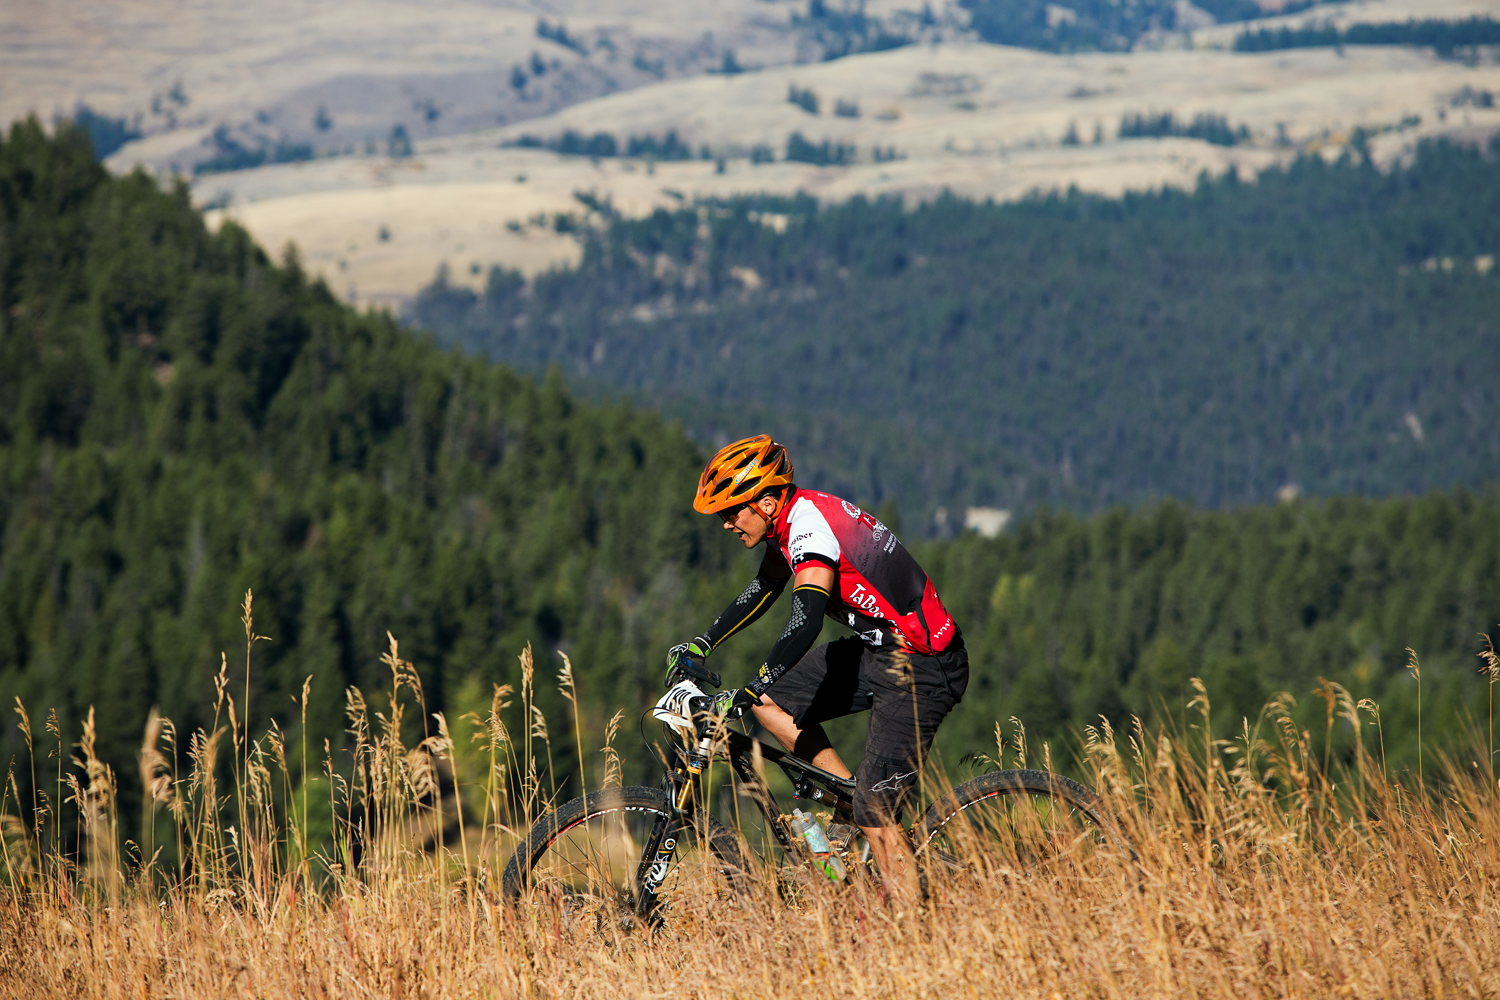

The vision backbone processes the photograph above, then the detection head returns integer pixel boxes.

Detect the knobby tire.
[500,786,746,904]
[916,768,1134,875]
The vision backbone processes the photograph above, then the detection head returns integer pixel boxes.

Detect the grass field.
[3,598,1498,998]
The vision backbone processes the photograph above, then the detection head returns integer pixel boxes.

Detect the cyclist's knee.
[749,696,799,751]
[750,695,787,723]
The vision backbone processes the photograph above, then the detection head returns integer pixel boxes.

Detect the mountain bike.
[500,658,1132,926]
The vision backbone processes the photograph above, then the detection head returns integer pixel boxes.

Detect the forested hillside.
[1234,16,1500,56]
[0,118,785,823]
[957,0,1279,51]
[919,493,1500,772]
[1,120,1496,855]
[411,140,1500,534]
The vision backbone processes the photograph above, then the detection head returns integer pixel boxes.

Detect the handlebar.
[674,658,721,689]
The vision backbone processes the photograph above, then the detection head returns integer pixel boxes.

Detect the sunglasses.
[718,503,748,524]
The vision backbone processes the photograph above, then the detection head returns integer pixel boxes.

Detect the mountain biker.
[666,434,969,896]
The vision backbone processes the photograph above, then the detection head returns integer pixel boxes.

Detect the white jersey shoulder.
[785,495,841,568]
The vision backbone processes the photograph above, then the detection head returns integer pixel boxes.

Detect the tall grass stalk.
[1407,647,1423,785]
[558,651,585,804]
[298,674,311,886]
[1480,629,1499,793]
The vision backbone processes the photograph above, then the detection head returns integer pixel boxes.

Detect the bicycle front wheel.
[916,769,1131,883]
[500,786,746,924]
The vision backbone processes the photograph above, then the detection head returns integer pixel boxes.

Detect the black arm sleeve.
[747,584,828,696]
[700,572,788,651]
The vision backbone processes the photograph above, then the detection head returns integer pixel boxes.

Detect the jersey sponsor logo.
[790,539,827,563]
[789,531,818,560]
[784,500,840,566]
[848,582,881,614]
[852,508,891,546]
[846,613,890,647]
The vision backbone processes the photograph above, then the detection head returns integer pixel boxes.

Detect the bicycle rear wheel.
[916,769,1130,883]
[501,786,746,925]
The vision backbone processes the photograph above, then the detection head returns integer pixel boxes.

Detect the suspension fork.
[632,808,678,925]
[634,732,713,922]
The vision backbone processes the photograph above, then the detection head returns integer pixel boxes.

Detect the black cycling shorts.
[762,633,969,826]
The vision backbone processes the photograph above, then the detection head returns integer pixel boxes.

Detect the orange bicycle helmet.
[693,434,794,515]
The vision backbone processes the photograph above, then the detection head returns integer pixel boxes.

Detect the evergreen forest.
[958,0,1300,52]
[412,140,1500,533]
[1,119,1498,863]
[1233,16,1500,57]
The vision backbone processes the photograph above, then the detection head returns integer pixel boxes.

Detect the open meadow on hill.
[199,31,1500,305]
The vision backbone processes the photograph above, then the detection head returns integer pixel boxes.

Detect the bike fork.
[636,742,710,928]
[633,811,677,927]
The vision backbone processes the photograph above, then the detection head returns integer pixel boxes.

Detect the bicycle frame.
[583,677,1122,926]
[631,701,857,924]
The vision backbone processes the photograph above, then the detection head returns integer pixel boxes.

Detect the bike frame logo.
[642,837,677,894]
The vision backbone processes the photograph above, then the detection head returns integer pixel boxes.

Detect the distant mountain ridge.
[11,0,1384,178]
[409,139,1500,532]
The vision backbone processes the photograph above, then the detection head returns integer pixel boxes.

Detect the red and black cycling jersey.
[759,488,957,655]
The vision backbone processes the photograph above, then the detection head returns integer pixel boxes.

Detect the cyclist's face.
[720,496,775,547]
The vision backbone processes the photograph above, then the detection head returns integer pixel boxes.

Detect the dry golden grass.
[2,597,1498,998]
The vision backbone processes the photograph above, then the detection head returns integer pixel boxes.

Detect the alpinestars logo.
[870,770,918,792]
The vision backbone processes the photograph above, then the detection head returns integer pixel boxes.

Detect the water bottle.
[789,808,847,882]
